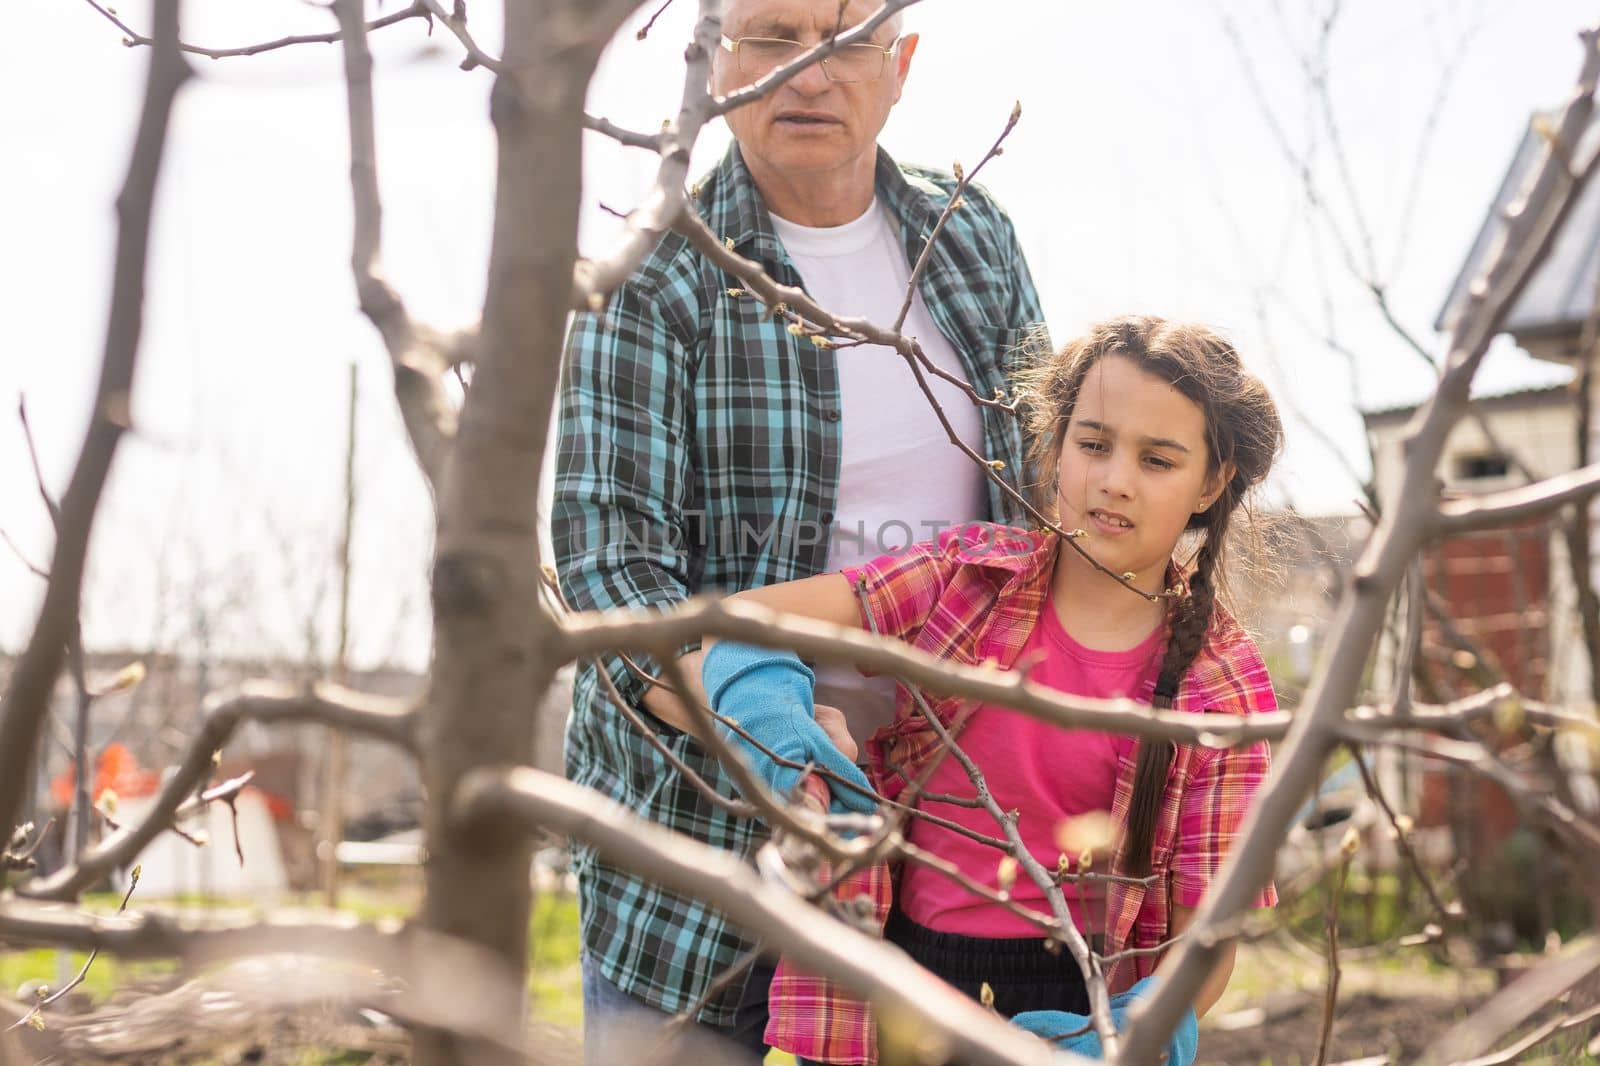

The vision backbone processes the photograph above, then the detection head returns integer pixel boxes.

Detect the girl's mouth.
[1088,509,1133,532]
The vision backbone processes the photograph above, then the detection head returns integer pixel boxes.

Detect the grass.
[0,885,585,1028]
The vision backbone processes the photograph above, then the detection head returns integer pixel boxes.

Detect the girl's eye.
[1144,455,1175,470]
[1078,439,1108,453]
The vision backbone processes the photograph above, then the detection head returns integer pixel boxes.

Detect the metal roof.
[1435,112,1600,340]
[1360,381,1573,426]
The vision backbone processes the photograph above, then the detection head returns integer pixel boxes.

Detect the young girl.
[701,315,1283,1064]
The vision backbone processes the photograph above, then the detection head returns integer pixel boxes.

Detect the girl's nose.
[1096,455,1136,499]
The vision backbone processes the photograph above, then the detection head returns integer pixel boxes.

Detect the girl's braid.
[1120,538,1221,878]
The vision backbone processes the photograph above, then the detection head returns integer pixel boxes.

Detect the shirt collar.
[694,143,942,265]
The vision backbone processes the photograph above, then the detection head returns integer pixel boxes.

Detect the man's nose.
[787,52,832,95]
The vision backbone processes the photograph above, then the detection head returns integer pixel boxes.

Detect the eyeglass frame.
[717,33,904,84]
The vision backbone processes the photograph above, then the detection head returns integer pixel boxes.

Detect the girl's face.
[1055,355,1230,592]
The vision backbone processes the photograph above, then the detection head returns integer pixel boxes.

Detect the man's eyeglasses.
[719,34,900,84]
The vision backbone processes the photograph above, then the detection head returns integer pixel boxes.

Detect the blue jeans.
[581,954,786,1065]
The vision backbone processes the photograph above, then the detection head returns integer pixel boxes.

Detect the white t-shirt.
[770,200,989,740]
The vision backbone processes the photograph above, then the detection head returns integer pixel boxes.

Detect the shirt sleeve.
[552,263,701,711]
[1170,738,1278,910]
[839,525,972,652]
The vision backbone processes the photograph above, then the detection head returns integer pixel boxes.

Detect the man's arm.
[552,265,702,730]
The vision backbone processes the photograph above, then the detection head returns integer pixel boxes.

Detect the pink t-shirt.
[898,594,1164,937]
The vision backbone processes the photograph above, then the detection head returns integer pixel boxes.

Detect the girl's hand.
[1011,977,1198,1064]
[701,642,876,815]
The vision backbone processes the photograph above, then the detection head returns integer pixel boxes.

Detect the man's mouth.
[775,112,840,126]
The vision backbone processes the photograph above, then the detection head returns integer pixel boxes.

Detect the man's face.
[713,0,916,190]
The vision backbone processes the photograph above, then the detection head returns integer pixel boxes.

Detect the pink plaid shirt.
[765,524,1278,1064]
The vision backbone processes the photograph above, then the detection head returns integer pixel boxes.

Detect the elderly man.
[553,0,1044,1059]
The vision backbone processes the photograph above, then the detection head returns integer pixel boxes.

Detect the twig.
[0,527,48,579]
[708,0,919,118]
[853,586,1121,1052]
[583,113,664,151]
[19,399,101,879]
[81,0,436,60]
[414,0,503,72]
[1392,562,1424,715]
[4,866,140,1034]
[635,0,676,41]
[683,208,1177,603]
[652,947,759,1061]
[1313,830,1356,1066]
[893,104,1021,332]
[654,654,867,862]
[1343,742,1456,924]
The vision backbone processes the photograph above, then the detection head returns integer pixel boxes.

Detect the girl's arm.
[1167,904,1237,1017]
[642,573,862,734]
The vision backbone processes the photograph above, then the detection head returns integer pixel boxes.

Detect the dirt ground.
[1202,990,1487,1065]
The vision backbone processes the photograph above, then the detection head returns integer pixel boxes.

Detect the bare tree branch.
[1120,27,1600,1061]
[81,0,428,59]
[4,866,139,1034]
[18,682,413,902]
[0,900,534,1056]
[0,0,190,850]
[860,578,1122,1050]
[335,0,456,492]
[415,0,504,72]
[706,0,920,119]
[1312,829,1355,1066]
[1344,743,1457,925]
[452,765,1084,1066]
[583,113,665,150]
[1432,462,1600,534]
[1416,936,1600,1065]
[557,597,1292,746]
[893,103,1021,332]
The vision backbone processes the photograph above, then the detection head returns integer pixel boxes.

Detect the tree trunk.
[413,3,603,1062]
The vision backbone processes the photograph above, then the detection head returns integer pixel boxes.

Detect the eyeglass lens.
[736,38,887,82]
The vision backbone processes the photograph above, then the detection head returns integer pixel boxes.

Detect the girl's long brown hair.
[1014,316,1283,877]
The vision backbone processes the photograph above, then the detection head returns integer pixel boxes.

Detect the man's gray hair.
[716,0,906,36]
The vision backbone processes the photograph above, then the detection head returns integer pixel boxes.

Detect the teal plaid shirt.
[553,143,1044,1025]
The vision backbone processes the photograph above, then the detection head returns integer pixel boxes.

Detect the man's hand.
[639,648,707,735]
[813,703,858,762]
[702,643,876,815]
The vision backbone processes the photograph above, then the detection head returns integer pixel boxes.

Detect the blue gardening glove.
[701,642,876,816]
[1011,977,1198,1065]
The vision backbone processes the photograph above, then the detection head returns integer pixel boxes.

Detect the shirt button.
[821,512,835,524]
[824,408,841,422]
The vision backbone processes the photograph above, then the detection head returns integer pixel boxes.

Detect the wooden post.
[319,362,358,907]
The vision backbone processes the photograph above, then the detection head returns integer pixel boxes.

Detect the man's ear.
[1197,462,1235,515]
[893,32,919,97]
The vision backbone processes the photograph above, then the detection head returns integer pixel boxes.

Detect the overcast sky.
[0,0,1591,670]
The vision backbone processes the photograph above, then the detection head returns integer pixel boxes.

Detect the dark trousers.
[883,907,1091,1018]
